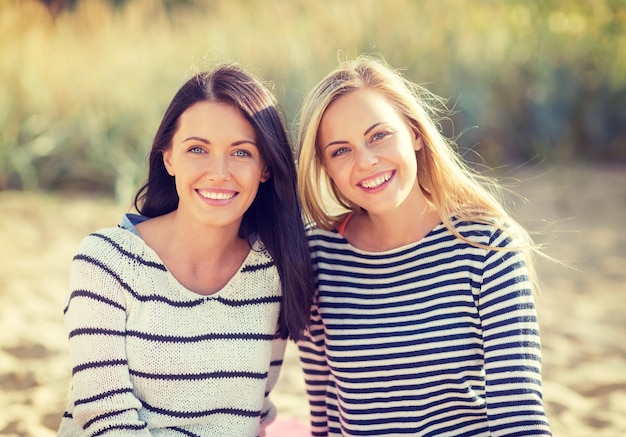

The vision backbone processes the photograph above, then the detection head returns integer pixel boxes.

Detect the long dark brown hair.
[134,64,314,340]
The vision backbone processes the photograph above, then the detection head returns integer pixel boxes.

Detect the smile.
[359,171,394,189]
[198,190,237,200]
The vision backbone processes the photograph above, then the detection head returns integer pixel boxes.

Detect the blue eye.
[331,147,350,157]
[371,132,388,142]
[233,150,251,158]
[189,146,204,154]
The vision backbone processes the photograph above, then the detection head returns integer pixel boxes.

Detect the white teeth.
[199,191,235,200]
[361,172,392,189]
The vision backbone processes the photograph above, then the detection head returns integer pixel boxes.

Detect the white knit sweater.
[57,215,285,437]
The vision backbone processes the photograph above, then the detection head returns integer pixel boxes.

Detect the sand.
[0,164,624,436]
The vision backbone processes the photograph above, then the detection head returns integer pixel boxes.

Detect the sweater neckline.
[120,224,266,299]
[333,221,447,257]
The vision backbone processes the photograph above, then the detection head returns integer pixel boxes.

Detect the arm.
[258,335,288,436]
[479,231,552,436]
[297,295,330,437]
[64,233,151,435]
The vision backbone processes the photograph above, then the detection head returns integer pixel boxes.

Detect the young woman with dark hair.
[57,64,314,436]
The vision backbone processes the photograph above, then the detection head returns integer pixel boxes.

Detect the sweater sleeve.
[63,232,151,436]
[479,229,552,436]
[297,294,330,437]
[258,334,288,436]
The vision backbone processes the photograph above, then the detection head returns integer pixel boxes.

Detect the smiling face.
[318,88,423,217]
[163,101,269,231]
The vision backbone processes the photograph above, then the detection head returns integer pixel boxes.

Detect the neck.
[163,210,248,261]
[345,193,441,252]
[137,210,252,296]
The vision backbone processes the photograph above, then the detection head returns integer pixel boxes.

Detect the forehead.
[319,88,404,134]
[177,101,256,137]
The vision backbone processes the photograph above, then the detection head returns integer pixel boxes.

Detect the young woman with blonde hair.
[296,55,551,436]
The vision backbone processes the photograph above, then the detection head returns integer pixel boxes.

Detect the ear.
[163,149,175,176]
[413,129,424,152]
[260,166,271,183]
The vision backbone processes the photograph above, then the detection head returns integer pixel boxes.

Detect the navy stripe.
[170,427,202,437]
[69,327,125,339]
[85,408,134,429]
[142,399,260,419]
[126,330,275,342]
[314,246,483,274]
[332,375,485,396]
[64,289,126,314]
[129,369,268,381]
[483,327,540,342]
[92,424,147,437]
[321,300,476,321]
[73,359,127,375]
[325,318,479,341]
[327,331,483,352]
[73,254,280,308]
[74,387,133,406]
[323,310,479,331]
[69,328,277,343]
[241,261,274,273]
[214,295,281,307]
[89,232,167,271]
[330,356,484,382]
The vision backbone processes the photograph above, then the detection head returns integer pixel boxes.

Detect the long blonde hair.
[296,55,542,290]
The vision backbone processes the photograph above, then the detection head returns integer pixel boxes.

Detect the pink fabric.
[266,417,311,437]
[336,213,354,236]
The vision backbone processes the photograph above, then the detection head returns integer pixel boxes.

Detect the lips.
[359,170,394,189]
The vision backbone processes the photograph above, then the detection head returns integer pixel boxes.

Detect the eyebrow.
[183,136,210,144]
[182,137,257,146]
[363,122,383,136]
[323,122,384,150]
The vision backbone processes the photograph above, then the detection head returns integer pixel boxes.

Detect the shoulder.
[236,239,281,299]
[450,219,529,276]
[245,238,278,272]
[304,225,352,258]
[77,226,140,257]
[305,224,343,244]
[449,218,518,249]
[73,225,158,276]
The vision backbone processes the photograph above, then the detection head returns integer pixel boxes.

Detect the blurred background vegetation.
[1,0,624,203]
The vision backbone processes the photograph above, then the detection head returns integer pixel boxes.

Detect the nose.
[355,145,379,169]
[206,154,231,181]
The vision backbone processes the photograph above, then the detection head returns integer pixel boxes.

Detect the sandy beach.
[0,164,624,436]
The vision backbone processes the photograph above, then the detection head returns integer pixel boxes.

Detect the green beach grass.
[1,0,624,201]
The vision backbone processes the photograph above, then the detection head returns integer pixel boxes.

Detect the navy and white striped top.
[57,215,285,437]
[298,220,551,436]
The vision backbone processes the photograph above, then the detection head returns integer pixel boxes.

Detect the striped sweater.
[298,220,551,437]
[57,215,285,437]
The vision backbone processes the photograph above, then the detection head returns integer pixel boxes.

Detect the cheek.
[325,165,353,193]
[398,139,420,166]
[322,160,343,183]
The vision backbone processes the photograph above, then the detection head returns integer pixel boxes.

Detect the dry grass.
[1,0,624,198]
